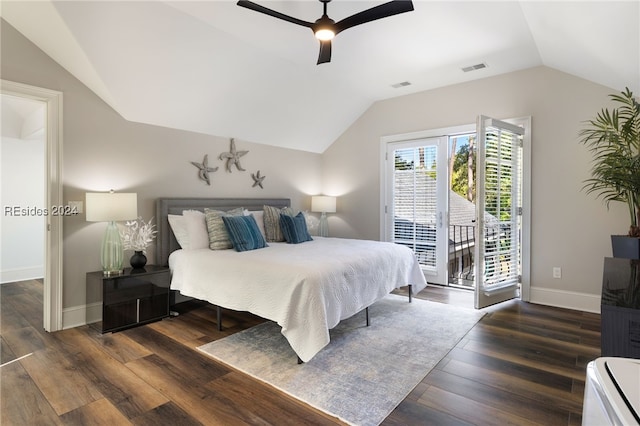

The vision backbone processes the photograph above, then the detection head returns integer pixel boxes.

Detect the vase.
[612,235,640,259]
[130,251,147,269]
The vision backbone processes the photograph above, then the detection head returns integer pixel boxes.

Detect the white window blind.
[392,145,438,270]
[482,126,522,288]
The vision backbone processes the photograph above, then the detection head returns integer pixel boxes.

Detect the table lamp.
[311,195,336,237]
[86,191,138,276]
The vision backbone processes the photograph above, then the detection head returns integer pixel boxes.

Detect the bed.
[156,197,427,362]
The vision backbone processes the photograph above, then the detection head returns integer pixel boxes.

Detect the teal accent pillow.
[222,214,268,252]
[280,212,313,244]
[263,205,294,242]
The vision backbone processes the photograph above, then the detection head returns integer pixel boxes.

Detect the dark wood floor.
[1,280,600,425]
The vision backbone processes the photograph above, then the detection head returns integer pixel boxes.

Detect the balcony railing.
[449,224,475,287]
[394,219,510,289]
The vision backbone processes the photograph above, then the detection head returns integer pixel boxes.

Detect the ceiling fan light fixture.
[315,28,335,40]
[314,15,336,41]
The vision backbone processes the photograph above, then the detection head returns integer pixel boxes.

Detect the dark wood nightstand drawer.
[103,273,169,304]
[87,265,171,333]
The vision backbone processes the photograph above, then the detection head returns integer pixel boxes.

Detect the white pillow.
[245,209,266,238]
[168,214,190,249]
[182,210,209,250]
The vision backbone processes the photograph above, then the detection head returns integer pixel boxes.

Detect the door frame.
[2,79,64,331]
[381,125,471,285]
[380,118,530,301]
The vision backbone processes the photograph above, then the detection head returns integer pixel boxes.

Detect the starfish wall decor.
[190,154,218,185]
[251,170,266,189]
[219,138,248,172]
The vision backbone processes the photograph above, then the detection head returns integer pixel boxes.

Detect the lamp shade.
[311,195,336,213]
[86,192,138,222]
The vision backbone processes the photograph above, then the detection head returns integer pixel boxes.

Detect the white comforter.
[169,237,427,361]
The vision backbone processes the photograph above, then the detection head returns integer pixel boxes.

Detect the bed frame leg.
[216,306,222,331]
[297,356,304,364]
[408,284,413,303]
[366,307,370,326]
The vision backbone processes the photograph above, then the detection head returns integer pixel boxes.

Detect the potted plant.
[120,217,157,268]
[580,87,640,258]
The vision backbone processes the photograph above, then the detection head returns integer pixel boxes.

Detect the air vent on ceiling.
[461,63,487,73]
[391,81,412,89]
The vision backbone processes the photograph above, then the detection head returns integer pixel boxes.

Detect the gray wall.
[2,17,626,315]
[1,20,322,312]
[322,66,626,310]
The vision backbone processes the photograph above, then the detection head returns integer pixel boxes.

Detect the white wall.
[1,102,46,283]
[1,20,323,316]
[322,66,625,312]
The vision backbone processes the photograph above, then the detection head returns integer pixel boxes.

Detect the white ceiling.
[2,1,638,153]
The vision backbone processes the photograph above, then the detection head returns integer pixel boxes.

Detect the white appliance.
[583,357,640,425]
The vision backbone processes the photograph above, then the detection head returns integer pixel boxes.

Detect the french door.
[386,137,448,285]
[474,116,524,309]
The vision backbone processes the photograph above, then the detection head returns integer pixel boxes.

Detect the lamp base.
[101,221,124,276]
[318,212,329,237]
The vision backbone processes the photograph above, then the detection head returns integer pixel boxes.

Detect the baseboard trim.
[62,302,101,330]
[0,267,44,284]
[529,286,600,314]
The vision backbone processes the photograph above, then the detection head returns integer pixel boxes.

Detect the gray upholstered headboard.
[155,197,291,266]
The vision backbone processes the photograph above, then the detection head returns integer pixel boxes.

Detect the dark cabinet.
[87,265,170,333]
[601,257,640,358]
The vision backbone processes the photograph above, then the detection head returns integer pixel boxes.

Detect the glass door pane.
[387,137,447,285]
[448,132,477,288]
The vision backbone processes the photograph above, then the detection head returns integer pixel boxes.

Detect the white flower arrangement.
[120,216,157,253]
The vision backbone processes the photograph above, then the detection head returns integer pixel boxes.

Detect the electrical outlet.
[553,267,562,279]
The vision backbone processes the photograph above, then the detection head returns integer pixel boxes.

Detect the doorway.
[381,117,531,308]
[1,80,63,331]
[1,95,46,283]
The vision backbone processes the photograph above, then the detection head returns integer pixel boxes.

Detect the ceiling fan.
[236,0,414,65]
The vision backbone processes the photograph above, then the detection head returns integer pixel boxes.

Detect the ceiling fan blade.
[237,0,314,29]
[317,40,332,65]
[334,0,414,34]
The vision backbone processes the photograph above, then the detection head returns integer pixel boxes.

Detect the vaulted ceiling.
[2,1,638,153]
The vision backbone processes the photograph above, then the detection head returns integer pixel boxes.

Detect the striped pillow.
[204,207,244,250]
[263,205,294,242]
[280,212,313,244]
[222,215,268,252]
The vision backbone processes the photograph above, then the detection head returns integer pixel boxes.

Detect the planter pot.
[612,235,640,259]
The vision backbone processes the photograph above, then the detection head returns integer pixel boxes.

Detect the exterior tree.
[450,138,476,203]
[467,135,475,202]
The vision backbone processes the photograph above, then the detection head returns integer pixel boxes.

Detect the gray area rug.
[198,294,484,426]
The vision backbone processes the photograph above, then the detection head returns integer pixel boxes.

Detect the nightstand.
[86,265,170,333]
